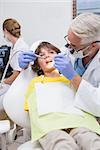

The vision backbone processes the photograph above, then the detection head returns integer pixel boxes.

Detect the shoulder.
[14,37,29,51]
[28,76,40,85]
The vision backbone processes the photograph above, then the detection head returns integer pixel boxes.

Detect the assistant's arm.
[3,70,20,85]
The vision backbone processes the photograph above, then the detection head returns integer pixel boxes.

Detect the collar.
[74,58,90,76]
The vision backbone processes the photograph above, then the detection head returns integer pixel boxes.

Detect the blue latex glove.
[18,51,37,69]
[54,53,77,80]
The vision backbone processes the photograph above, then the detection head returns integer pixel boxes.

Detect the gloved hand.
[54,53,77,80]
[18,51,37,69]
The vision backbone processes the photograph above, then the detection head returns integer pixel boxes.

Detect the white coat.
[73,50,100,117]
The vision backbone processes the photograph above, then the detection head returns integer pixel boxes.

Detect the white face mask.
[69,45,91,59]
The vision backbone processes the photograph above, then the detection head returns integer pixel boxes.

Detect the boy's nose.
[43,54,50,59]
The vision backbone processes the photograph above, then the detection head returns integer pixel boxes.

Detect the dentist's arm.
[54,53,100,117]
[71,75,82,89]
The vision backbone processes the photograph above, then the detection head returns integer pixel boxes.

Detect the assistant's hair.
[69,13,100,44]
[32,42,61,76]
[3,18,21,38]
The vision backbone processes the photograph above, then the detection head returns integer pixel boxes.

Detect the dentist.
[54,13,100,117]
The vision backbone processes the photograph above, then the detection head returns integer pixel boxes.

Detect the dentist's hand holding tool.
[18,51,46,69]
[18,51,37,69]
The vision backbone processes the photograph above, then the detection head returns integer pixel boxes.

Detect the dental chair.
[3,66,42,150]
[3,40,63,150]
[0,120,10,150]
[17,140,42,150]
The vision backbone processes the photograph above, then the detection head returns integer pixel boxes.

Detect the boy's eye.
[50,51,56,54]
[39,54,45,57]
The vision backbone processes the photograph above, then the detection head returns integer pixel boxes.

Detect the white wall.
[0,0,72,48]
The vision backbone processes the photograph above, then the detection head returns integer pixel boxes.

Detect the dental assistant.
[2,18,29,85]
[0,18,28,116]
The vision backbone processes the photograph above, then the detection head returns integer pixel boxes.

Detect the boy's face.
[37,48,57,73]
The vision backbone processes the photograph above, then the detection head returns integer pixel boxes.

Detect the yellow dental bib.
[24,76,100,142]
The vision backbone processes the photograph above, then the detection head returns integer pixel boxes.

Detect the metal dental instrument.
[34,53,45,59]
[34,52,68,59]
